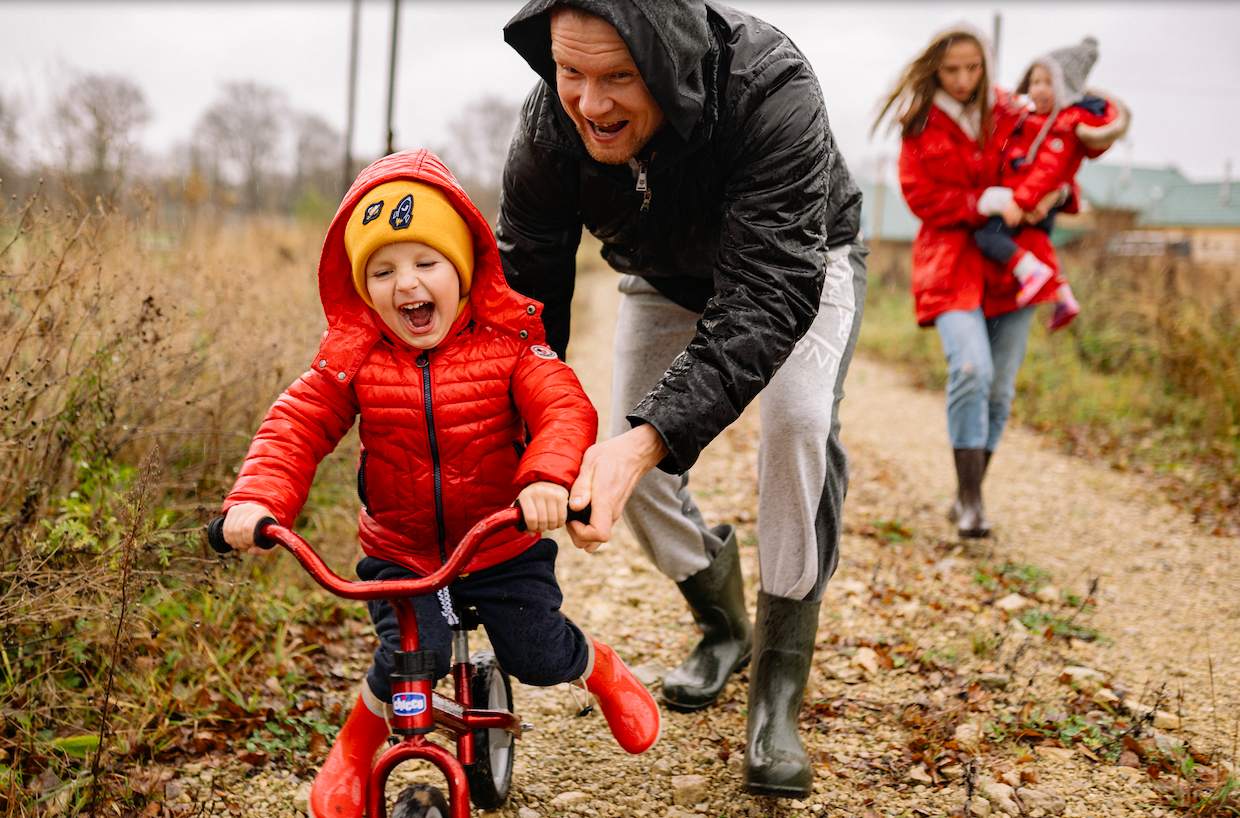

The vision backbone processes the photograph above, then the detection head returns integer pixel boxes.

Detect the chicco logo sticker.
[390,193,414,230]
[392,692,427,717]
[530,345,557,360]
[1048,138,1065,153]
[362,201,384,225]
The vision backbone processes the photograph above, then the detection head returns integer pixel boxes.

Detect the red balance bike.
[207,505,588,817]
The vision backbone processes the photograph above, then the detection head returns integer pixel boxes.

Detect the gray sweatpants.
[610,242,867,602]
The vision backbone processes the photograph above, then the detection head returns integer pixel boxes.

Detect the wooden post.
[385,0,402,156]
[342,0,361,196]
[992,12,1002,79]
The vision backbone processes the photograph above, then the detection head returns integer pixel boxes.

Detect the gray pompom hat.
[1017,36,1099,163]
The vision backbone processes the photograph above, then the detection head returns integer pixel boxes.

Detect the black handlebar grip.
[206,514,279,553]
[515,504,593,533]
[567,504,592,526]
[207,516,231,553]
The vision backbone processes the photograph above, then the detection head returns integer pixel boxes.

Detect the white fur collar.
[933,89,981,142]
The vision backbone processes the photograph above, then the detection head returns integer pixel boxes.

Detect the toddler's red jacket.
[224,150,597,576]
[999,97,1118,212]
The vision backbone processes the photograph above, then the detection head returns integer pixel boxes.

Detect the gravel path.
[177,269,1238,817]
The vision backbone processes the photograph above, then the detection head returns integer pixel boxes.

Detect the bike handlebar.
[205,505,592,602]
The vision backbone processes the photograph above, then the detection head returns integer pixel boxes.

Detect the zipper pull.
[416,351,429,368]
[641,189,652,212]
[635,159,648,192]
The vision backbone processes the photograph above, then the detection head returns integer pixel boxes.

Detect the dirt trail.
[187,267,1238,817]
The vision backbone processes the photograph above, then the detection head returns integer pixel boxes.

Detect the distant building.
[857,181,919,245]
[862,163,1240,264]
[1074,163,1240,264]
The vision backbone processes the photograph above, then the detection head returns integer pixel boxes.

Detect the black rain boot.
[953,448,991,538]
[948,449,992,523]
[661,526,753,712]
[742,590,819,798]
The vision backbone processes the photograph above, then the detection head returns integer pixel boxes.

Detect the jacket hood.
[316,150,546,383]
[504,0,710,142]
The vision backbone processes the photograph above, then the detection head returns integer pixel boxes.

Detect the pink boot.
[1047,284,1080,331]
[308,683,391,818]
[582,640,661,754]
[1011,252,1055,308]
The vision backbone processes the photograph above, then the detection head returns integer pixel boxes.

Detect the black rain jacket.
[498,0,862,474]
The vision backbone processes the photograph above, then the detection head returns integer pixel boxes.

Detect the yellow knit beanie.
[344,180,475,307]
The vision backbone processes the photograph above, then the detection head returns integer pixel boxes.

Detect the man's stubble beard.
[575,123,648,165]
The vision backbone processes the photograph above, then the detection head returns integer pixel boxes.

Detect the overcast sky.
[2,1,1237,184]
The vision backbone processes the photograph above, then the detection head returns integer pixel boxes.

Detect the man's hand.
[223,502,279,556]
[516,481,569,532]
[1001,199,1025,228]
[567,423,669,553]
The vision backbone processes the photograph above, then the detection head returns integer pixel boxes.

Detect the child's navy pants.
[356,537,590,702]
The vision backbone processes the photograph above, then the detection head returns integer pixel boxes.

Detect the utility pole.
[342,0,361,197]
[872,154,886,246]
[992,12,1002,80]
[385,0,402,156]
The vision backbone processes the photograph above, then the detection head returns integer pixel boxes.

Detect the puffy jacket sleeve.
[899,130,987,229]
[509,348,598,488]
[1012,112,1083,211]
[630,50,859,473]
[496,87,583,360]
[223,369,359,526]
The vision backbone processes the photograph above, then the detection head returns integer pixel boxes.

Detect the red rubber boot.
[583,640,661,754]
[308,683,391,818]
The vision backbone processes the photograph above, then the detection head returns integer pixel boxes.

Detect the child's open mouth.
[589,120,628,138]
[400,302,435,331]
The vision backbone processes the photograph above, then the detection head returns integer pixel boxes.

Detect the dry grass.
[0,185,364,814]
[859,242,1240,536]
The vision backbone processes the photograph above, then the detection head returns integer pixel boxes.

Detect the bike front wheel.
[391,783,449,818]
[464,649,515,809]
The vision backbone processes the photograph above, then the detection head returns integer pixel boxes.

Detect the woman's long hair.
[874,28,993,143]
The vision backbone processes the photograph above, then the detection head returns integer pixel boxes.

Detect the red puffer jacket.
[224,150,598,576]
[899,93,1062,326]
[1001,99,1119,211]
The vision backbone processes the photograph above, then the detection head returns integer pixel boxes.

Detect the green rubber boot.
[661,526,753,712]
[742,590,819,798]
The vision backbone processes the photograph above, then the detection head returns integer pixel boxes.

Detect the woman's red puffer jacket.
[224,150,598,576]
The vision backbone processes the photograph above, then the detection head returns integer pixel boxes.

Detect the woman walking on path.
[875,26,1063,538]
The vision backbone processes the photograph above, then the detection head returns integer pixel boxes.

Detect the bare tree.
[293,112,342,196]
[0,89,20,190]
[436,94,521,222]
[53,73,150,203]
[195,82,285,211]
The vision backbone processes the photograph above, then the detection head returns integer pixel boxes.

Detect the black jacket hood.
[503,0,710,141]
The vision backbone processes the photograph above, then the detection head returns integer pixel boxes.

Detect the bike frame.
[249,507,529,818]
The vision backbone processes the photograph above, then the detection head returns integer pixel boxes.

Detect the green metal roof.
[1137,182,1240,227]
[1075,163,1191,212]
[858,181,921,243]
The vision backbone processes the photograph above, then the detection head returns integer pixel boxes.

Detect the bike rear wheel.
[391,783,449,818]
[464,649,514,808]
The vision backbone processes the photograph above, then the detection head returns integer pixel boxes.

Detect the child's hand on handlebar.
[224,503,278,555]
[516,482,569,533]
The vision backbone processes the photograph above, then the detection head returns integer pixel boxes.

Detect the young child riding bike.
[220,149,660,818]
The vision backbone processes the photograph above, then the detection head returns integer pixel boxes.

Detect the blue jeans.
[934,307,1035,451]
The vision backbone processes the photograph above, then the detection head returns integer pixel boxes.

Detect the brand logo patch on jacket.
[362,201,384,225]
[1048,138,1065,153]
[530,344,557,360]
[392,692,427,716]
[389,194,413,230]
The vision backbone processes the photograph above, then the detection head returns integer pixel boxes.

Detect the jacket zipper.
[356,450,371,515]
[636,158,652,211]
[417,350,448,563]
